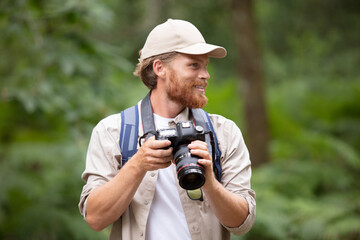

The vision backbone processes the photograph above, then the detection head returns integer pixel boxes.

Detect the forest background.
[1,0,359,239]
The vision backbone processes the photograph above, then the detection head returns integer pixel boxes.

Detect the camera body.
[155,121,206,190]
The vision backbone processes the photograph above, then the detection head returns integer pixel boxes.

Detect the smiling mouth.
[194,86,206,93]
[194,85,205,90]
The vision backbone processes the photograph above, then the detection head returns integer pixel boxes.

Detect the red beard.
[166,69,208,109]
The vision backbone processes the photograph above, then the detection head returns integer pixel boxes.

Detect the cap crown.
[139,19,226,61]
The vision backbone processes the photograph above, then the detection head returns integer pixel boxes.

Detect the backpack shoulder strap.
[119,104,139,166]
[191,108,222,182]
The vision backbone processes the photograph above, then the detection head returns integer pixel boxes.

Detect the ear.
[153,59,166,78]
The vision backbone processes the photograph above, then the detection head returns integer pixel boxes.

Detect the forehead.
[174,53,209,64]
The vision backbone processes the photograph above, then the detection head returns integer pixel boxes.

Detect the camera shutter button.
[195,126,203,132]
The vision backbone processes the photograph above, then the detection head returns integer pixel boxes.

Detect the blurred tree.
[232,0,269,167]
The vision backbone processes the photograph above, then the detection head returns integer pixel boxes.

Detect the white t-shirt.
[145,114,191,240]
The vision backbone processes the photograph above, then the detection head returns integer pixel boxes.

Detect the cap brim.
[176,43,227,58]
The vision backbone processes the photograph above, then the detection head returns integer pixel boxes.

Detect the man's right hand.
[131,136,173,172]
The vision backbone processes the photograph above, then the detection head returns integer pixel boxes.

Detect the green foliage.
[0,142,107,239]
[0,0,136,118]
[235,76,360,239]
[0,0,129,239]
[238,153,360,240]
[233,1,360,239]
[204,72,244,127]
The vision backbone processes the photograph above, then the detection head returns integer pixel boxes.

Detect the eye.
[189,62,199,68]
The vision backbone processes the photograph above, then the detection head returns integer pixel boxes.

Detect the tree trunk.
[232,0,269,167]
[142,0,167,31]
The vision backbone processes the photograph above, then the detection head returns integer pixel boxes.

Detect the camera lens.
[174,145,205,190]
[179,168,205,190]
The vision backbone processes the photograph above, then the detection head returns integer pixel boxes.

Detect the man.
[79,19,256,240]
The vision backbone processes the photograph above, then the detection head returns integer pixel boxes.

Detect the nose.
[199,67,210,80]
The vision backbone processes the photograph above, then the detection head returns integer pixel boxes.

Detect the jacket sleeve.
[78,114,121,218]
[210,114,256,235]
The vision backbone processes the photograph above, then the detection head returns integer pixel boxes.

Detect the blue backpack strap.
[192,109,222,182]
[203,111,222,182]
[119,105,139,166]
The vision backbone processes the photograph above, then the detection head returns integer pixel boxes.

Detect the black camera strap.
[140,92,156,140]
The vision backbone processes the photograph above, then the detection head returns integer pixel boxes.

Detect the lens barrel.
[174,145,205,190]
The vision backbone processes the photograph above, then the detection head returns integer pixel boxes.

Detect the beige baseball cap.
[139,19,227,62]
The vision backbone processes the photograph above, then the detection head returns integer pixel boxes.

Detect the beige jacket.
[79,102,256,240]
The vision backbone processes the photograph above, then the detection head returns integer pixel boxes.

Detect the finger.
[146,158,172,170]
[197,158,212,167]
[188,141,208,151]
[190,149,211,160]
[146,137,172,149]
[148,147,173,158]
[197,159,214,177]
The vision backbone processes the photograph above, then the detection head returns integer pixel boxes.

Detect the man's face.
[165,54,210,109]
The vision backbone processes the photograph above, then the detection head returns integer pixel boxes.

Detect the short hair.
[133,51,178,90]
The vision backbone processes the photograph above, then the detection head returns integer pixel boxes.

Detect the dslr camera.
[155,121,207,190]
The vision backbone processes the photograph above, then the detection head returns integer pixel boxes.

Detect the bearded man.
[79,19,256,240]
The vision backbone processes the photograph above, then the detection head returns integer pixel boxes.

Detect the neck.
[149,89,185,118]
